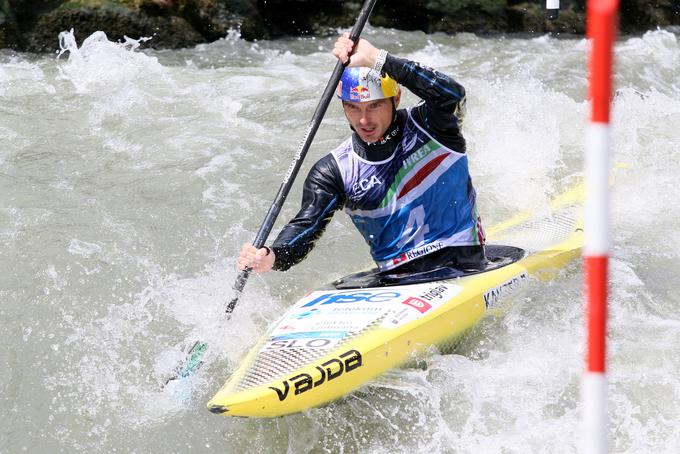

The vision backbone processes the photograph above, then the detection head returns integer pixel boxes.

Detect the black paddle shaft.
[226,0,379,314]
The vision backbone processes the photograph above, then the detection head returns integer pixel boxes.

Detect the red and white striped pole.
[583,0,618,453]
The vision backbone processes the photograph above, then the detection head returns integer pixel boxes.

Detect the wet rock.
[620,0,680,32]
[168,0,241,42]
[1,0,22,48]
[23,2,204,52]
[240,0,354,41]
[507,1,585,34]
[6,0,244,52]
[2,0,678,52]
[424,0,509,33]
[240,0,678,41]
[370,0,431,31]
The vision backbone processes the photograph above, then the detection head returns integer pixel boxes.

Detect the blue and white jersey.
[332,108,484,271]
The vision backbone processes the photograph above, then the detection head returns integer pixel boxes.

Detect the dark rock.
[620,0,680,32]
[425,0,509,33]
[23,2,205,52]
[169,0,243,41]
[2,0,678,52]
[224,0,256,16]
[6,0,245,52]
[371,0,430,31]
[241,0,355,41]
[545,5,585,34]
[1,0,22,47]
[507,1,584,34]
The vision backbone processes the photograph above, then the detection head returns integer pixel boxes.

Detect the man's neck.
[352,114,403,162]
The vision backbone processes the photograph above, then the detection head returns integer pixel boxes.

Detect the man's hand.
[236,243,275,273]
[332,32,379,68]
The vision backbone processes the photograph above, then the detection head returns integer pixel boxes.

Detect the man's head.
[337,67,401,144]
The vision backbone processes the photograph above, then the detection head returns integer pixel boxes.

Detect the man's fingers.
[333,34,355,65]
[237,243,273,273]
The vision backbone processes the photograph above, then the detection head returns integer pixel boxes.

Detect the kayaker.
[237,33,485,274]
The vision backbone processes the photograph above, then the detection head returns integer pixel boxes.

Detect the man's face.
[342,93,400,144]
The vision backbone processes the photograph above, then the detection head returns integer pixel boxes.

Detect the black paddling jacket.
[270,54,472,271]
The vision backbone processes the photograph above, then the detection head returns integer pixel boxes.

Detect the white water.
[1,27,678,453]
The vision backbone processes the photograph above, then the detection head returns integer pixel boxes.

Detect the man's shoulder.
[328,137,353,156]
[401,105,428,132]
[308,152,344,192]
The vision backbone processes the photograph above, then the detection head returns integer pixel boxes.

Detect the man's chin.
[360,133,378,143]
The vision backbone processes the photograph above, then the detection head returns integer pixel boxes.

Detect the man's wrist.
[373,49,388,73]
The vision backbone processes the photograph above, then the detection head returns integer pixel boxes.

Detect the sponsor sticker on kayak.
[268,284,463,342]
[381,283,463,329]
[483,272,529,308]
[268,291,391,342]
[268,349,363,401]
[300,290,402,308]
[263,331,348,351]
[402,297,432,313]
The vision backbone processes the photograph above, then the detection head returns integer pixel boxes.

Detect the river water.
[1,26,679,453]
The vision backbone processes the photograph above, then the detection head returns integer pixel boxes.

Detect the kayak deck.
[332,244,526,289]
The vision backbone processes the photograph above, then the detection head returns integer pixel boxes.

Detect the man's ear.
[394,89,402,109]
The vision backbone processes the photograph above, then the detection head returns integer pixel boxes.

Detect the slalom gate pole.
[583,0,619,452]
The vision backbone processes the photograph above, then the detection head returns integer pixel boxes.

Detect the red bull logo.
[350,84,371,101]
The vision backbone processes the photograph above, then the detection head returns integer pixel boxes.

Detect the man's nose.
[359,110,370,124]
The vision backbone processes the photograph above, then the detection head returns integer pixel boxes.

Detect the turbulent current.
[1,26,679,453]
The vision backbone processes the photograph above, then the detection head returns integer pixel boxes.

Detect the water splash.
[56,29,161,93]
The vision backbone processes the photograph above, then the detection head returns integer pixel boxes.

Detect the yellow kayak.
[207,184,583,417]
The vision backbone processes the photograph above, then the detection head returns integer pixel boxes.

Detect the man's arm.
[270,154,345,271]
[236,155,345,273]
[382,55,467,152]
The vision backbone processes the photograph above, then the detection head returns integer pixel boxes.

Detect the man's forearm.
[382,54,466,112]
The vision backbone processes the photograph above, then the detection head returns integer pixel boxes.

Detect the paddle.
[164,0,379,386]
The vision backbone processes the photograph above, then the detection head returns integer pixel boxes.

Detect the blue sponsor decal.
[293,308,320,319]
[272,331,347,341]
[301,291,402,308]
